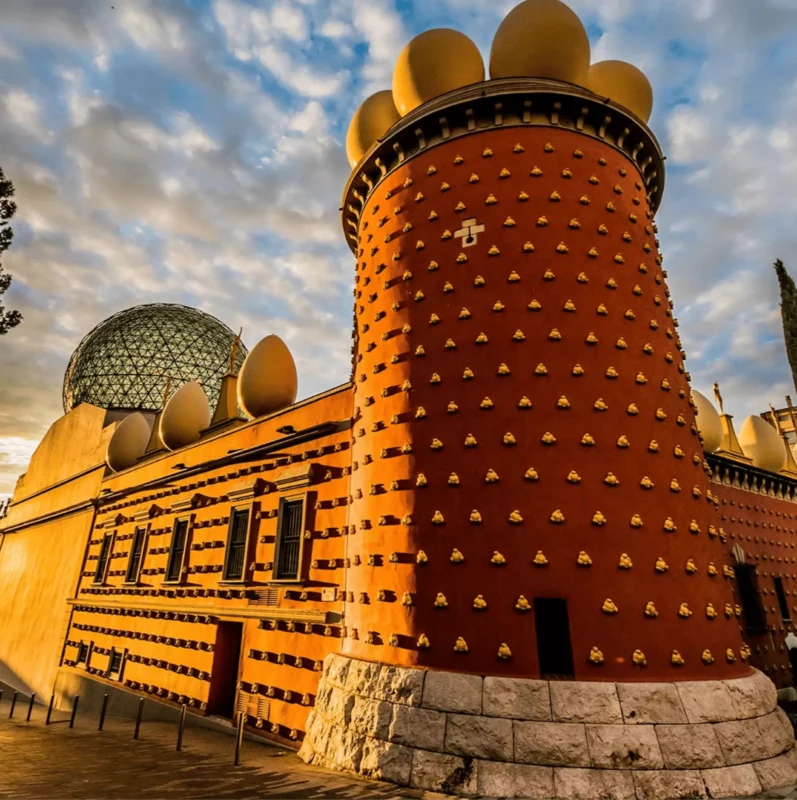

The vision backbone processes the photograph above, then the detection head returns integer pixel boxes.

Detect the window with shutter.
[108,648,124,676]
[125,527,146,583]
[94,534,113,583]
[77,641,90,664]
[275,499,304,580]
[165,519,189,582]
[223,509,250,581]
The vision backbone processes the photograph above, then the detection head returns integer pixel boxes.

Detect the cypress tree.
[775,259,797,392]
[0,165,20,334]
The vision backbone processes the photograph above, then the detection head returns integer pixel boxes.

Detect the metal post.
[45,694,55,725]
[133,698,144,740]
[9,691,17,719]
[98,694,108,731]
[69,695,79,728]
[26,693,35,722]
[176,704,186,751]
[234,711,245,766]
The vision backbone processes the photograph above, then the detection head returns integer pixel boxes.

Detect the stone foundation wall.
[299,654,797,799]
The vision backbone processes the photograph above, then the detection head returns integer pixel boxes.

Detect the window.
[274,498,304,581]
[165,518,189,583]
[734,564,768,633]
[534,598,575,679]
[108,648,124,677]
[774,577,791,623]
[223,508,250,581]
[76,641,90,664]
[125,527,146,584]
[94,534,113,583]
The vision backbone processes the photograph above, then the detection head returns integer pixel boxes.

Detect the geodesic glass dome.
[62,303,248,413]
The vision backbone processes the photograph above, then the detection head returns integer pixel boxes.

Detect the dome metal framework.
[62,303,248,414]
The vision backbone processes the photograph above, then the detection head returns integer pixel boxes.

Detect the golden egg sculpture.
[489,0,590,85]
[106,412,152,472]
[392,29,485,116]
[738,414,786,473]
[691,390,722,453]
[587,60,654,123]
[159,381,211,451]
[237,334,298,419]
[345,90,400,167]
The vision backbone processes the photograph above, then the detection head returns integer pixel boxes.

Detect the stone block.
[758,708,796,757]
[483,676,551,720]
[410,750,478,795]
[553,768,636,800]
[323,686,356,728]
[359,738,413,785]
[477,761,555,799]
[632,770,706,800]
[752,668,778,713]
[422,670,482,715]
[337,728,365,772]
[388,703,446,752]
[348,695,392,739]
[345,658,382,698]
[676,681,735,724]
[445,714,513,761]
[616,682,687,724]
[700,764,761,798]
[513,721,589,767]
[585,724,664,770]
[723,672,771,720]
[550,681,622,724]
[297,737,314,764]
[655,723,724,769]
[713,718,767,765]
[754,752,797,791]
[324,652,351,689]
[373,664,424,706]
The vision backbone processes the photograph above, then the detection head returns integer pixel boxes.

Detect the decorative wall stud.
[589,646,605,665]
[577,551,592,566]
[640,477,654,489]
[644,601,658,617]
[602,599,619,614]
[525,467,539,481]
[417,634,430,648]
[474,275,486,286]
[678,603,692,618]
[492,551,506,565]
[463,367,474,380]
[447,401,459,413]
[592,511,606,526]
[497,643,512,660]
[550,509,565,523]
[448,473,460,486]
[630,514,643,528]
[465,433,478,447]
[671,651,685,666]
[470,510,482,524]
[454,637,468,653]
[450,548,465,563]
[632,650,647,667]
[604,472,619,486]
[533,550,548,566]
[416,551,428,564]
[473,595,487,610]
[655,557,669,573]
[708,563,718,576]
[416,473,428,487]
[543,269,555,280]
[503,432,517,445]
[431,438,443,450]
[485,468,499,483]
[518,396,532,409]
[431,511,445,525]
[509,510,524,524]
[619,553,633,569]
[434,593,448,608]
[557,396,571,409]
[567,471,581,483]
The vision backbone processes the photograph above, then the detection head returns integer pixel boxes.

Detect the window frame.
[107,647,126,680]
[734,563,769,634]
[270,493,308,584]
[93,532,115,585]
[221,502,255,584]
[76,640,91,666]
[164,515,192,585]
[124,525,149,586]
[773,576,792,623]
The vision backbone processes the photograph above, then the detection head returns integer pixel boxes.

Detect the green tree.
[775,258,797,392]
[0,166,20,334]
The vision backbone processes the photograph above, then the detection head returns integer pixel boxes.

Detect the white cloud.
[3,91,47,139]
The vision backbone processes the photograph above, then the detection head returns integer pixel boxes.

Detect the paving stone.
[410,750,478,795]
[700,764,762,798]
[373,664,425,707]
[388,704,445,752]
[655,723,725,769]
[324,652,351,689]
[758,708,796,757]
[676,681,736,724]
[422,671,482,715]
[585,724,664,769]
[616,682,687,725]
[513,720,589,767]
[632,769,706,799]
[359,738,413,785]
[445,714,513,761]
[477,761,555,799]
[724,672,772,720]
[713,718,768,765]
[482,676,551,720]
[550,682,622,724]
[553,767,636,800]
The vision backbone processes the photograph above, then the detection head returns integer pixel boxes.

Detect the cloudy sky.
[2,0,797,498]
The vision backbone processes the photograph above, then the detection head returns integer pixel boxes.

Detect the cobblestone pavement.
[0,697,795,799]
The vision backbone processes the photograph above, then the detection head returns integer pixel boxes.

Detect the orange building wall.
[344,126,749,681]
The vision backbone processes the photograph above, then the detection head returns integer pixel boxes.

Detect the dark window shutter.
[94,535,113,583]
[276,500,303,580]
[126,527,146,583]
[224,509,250,580]
[166,520,188,582]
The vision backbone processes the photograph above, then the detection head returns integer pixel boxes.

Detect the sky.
[3,0,797,498]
